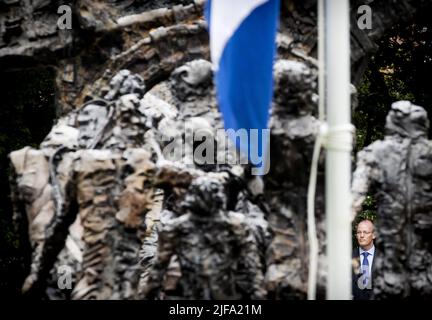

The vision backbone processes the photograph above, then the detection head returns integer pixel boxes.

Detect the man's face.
[356,220,376,250]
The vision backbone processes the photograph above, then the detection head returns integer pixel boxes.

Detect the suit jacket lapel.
[352,247,361,277]
[371,248,376,279]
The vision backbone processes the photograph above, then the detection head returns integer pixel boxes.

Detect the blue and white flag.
[205,0,280,175]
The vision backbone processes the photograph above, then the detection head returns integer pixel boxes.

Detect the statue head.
[76,101,109,149]
[181,176,226,217]
[104,69,146,101]
[104,94,146,150]
[171,59,213,102]
[273,60,318,116]
[385,101,429,139]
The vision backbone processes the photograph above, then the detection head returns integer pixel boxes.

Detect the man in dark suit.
[352,219,376,300]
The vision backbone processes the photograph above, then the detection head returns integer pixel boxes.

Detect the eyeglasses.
[356,231,372,236]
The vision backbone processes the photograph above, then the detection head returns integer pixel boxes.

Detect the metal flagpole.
[318,0,325,121]
[324,0,352,300]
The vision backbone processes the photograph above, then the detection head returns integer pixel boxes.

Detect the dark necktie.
[361,252,370,286]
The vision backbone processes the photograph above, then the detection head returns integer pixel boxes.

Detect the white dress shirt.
[359,245,375,277]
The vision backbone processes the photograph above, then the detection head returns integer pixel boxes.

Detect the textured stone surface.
[0,0,209,113]
[3,1,429,113]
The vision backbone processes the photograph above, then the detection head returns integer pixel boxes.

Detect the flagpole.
[324,0,352,300]
[318,0,325,121]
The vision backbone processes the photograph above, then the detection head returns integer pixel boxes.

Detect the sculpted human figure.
[9,123,83,299]
[263,59,324,299]
[352,101,432,299]
[10,61,270,300]
[137,60,270,298]
[104,69,146,101]
[12,69,160,299]
[68,148,156,299]
[143,176,266,299]
[76,100,110,149]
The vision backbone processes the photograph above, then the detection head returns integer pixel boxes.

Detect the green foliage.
[355,9,432,154]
